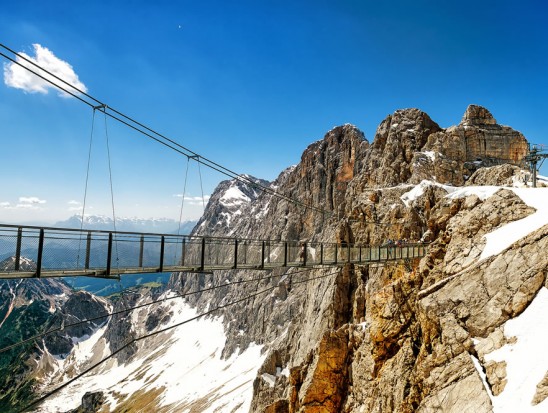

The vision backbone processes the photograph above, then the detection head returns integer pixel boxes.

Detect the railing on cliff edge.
[0,224,428,279]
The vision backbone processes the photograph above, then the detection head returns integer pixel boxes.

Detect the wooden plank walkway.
[0,224,427,279]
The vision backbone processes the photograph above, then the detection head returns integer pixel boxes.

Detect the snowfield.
[403,179,548,411]
[472,287,548,412]
[35,179,546,412]
[38,295,265,412]
[402,180,548,261]
[446,186,548,260]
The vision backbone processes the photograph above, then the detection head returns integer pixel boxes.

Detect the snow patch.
[480,188,548,259]
[472,287,548,412]
[278,367,290,378]
[220,186,250,206]
[445,186,502,202]
[400,180,457,207]
[470,354,494,403]
[445,186,548,260]
[421,151,436,161]
[262,373,276,387]
[38,296,265,413]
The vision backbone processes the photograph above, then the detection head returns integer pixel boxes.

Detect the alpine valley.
[1,105,547,413]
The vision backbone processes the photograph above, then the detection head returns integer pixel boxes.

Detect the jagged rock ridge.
[1,104,545,413]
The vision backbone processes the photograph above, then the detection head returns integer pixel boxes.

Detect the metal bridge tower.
[524,144,548,187]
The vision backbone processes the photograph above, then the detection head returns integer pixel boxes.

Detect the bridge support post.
[106,232,113,276]
[139,235,144,267]
[261,241,265,269]
[181,238,186,266]
[233,239,238,269]
[334,244,338,265]
[283,242,288,266]
[159,236,165,273]
[347,244,351,263]
[303,242,307,267]
[15,227,22,271]
[85,232,92,269]
[320,244,323,265]
[359,246,362,263]
[36,229,44,278]
[200,237,206,271]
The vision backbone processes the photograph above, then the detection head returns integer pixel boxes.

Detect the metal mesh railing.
[0,224,429,278]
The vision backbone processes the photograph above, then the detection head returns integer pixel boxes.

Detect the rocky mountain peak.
[0,256,37,271]
[192,174,270,236]
[2,105,544,413]
[299,123,367,186]
[371,108,442,151]
[359,108,442,187]
[460,104,497,126]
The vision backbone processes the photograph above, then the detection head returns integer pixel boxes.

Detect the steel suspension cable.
[0,44,329,216]
[0,266,321,355]
[197,158,207,211]
[19,268,339,413]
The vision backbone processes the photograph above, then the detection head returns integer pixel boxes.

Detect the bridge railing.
[0,224,428,278]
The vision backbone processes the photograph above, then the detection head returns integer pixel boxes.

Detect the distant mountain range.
[54,215,197,235]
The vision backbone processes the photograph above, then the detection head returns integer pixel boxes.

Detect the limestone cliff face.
[360,108,442,188]
[176,124,369,359]
[334,187,546,413]
[1,105,541,412]
[414,105,528,185]
[192,123,368,243]
[248,181,546,413]
[347,105,528,191]
[182,105,542,413]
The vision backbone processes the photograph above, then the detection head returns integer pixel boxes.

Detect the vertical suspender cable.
[195,157,211,264]
[76,108,96,270]
[103,106,120,274]
[197,157,206,211]
[177,158,191,235]
[175,158,190,264]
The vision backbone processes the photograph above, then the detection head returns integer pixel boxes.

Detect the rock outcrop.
[413,105,528,185]
[465,163,528,186]
[0,279,72,411]
[171,104,543,413]
[243,106,541,412]
[2,104,543,413]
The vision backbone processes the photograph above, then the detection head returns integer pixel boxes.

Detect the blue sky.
[1,0,547,224]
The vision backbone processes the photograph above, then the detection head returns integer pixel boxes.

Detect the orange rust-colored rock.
[289,329,349,413]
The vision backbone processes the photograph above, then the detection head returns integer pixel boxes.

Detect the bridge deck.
[0,224,427,279]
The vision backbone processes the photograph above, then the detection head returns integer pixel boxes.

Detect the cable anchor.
[93,104,107,112]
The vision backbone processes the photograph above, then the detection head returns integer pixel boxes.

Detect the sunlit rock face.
[3,105,546,413]
[412,105,529,186]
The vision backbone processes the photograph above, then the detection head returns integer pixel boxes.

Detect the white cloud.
[173,194,211,205]
[68,200,81,205]
[173,194,210,202]
[68,206,83,212]
[0,197,46,210]
[19,196,46,205]
[3,44,87,97]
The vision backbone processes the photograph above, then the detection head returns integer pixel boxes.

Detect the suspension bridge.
[0,43,429,281]
[0,224,427,279]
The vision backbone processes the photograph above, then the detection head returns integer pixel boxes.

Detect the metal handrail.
[0,224,429,279]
